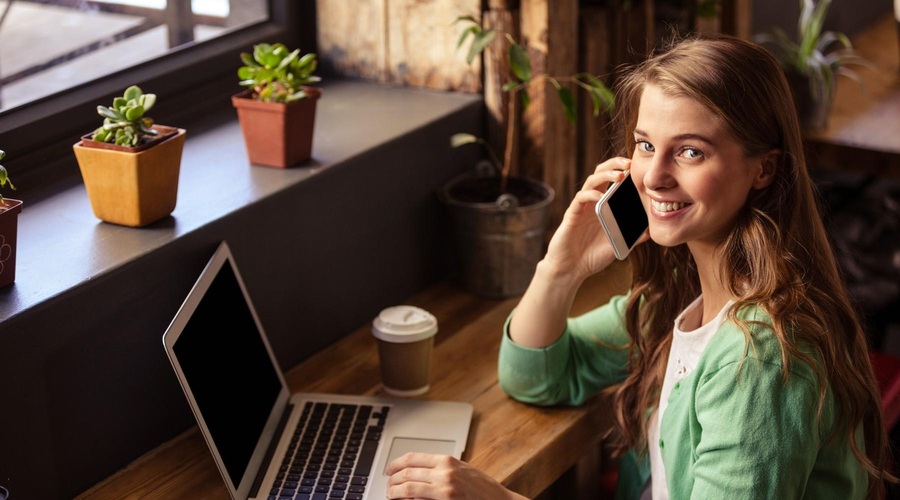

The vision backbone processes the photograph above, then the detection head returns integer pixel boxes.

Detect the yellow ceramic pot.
[73,126,186,227]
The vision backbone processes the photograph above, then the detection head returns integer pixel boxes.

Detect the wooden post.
[720,0,753,38]
[166,0,194,48]
[519,0,579,232]
[578,7,613,186]
[610,0,653,69]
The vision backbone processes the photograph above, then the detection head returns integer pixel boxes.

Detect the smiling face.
[630,84,773,254]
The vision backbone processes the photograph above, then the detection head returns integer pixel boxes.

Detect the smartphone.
[594,171,649,260]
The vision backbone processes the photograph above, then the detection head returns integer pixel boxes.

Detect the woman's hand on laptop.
[385,452,528,499]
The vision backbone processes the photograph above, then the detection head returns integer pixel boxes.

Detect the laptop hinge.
[250,403,294,498]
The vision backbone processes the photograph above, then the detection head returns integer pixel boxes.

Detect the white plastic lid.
[371,305,438,344]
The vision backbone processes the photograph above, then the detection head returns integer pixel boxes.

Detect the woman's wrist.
[533,257,587,293]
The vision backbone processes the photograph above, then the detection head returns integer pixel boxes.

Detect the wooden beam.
[720,0,753,38]
[519,0,579,232]
[316,0,388,82]
[386,0,481,91]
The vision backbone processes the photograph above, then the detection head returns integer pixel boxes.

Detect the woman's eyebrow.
[633,129,714,145]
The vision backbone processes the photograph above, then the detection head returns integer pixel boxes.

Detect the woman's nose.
[641,154,676,191]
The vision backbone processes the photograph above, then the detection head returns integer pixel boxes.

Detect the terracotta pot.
[437,174,554,298]
[73,125,186,227]
[231,87,321,168]
[0,198,23,288]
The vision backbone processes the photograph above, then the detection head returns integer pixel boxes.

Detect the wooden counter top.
[77,261,632,499]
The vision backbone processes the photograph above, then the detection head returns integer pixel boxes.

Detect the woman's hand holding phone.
[543,157,634,283]
[509,157,640,349]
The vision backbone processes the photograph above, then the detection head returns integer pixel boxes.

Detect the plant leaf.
[97,105,121,120]
[123,85,142,102]
[509,43,531,82]
[240,52,258,68]
[0,165,12,190]
[139,93,156,112]
[457,25,476,50]
[450,133,479,148]
[124,105,144,121]
[453,15,479,26]
[467,29,496,65]
[557,87,576,124]
[519,89,531,111]
[501,81,520,92]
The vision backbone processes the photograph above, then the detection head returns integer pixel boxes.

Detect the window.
[0,0,313,198]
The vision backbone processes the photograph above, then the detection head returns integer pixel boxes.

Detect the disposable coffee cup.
[372,305,438,397]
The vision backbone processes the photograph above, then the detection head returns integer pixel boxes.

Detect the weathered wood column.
[519,0,579,232]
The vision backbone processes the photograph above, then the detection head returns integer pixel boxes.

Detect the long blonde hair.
[607,34,893,497]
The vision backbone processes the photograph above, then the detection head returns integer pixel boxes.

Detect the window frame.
[0,0,316,200]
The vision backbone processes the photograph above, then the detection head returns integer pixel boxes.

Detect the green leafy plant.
[754,0,871,105]
[456,15,615,123]
[0,149,15,203]
[92,85,158,147]
[238,43,321,103]
[453,16,616,193]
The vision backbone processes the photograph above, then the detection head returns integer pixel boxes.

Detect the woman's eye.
[636,140,654,152]
[681,147,703,159]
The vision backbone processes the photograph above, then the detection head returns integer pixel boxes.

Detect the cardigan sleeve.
[689,357,822,499]
[497,293,632,406]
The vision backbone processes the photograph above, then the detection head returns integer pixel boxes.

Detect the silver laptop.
[162,242,473,500]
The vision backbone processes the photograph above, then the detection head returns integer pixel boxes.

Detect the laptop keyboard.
[268,402,388,500]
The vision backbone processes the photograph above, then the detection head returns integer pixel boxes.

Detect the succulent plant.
[238,43,321,103]
[92,85,158,147]
[0,149,15,202]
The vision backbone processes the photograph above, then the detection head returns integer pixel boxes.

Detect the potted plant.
[0,149,22,288]
[754,0,871,131]
[440,17,615,298]
[232,42,322,168]
[73,85,186,227]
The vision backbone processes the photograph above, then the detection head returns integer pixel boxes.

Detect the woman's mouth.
[650,199,689,213]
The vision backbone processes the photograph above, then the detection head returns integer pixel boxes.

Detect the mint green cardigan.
[498,294,868,499]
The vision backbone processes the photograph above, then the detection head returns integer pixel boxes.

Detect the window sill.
[0,80,481,322]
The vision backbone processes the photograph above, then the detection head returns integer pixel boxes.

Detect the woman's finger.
[385,479,434,500]
[581,157,630,192]
[592,156,631,175]
[384,452,452,476]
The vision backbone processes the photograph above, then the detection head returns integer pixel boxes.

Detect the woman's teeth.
[652,200,686,212]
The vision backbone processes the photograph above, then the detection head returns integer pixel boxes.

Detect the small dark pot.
[784,70,833,132]
[0,198,23,288]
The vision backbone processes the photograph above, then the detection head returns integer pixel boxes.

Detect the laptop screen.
[171,258,282,486]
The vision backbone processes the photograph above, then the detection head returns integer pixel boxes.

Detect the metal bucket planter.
[438,174,554,298]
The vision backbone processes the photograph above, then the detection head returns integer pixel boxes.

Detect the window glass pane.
[0,0,267,112]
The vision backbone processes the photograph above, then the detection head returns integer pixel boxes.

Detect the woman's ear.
[752,149,779,190]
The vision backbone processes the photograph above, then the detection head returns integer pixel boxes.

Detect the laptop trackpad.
[382,438,457,474]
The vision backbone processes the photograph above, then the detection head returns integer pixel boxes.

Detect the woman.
[385,34,894,499]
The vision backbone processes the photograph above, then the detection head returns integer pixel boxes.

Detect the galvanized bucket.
[438,174,555,298]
